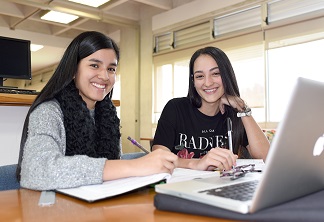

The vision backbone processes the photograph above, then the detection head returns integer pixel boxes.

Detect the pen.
[127,136,150,154]
[227,117,235,170]
[227,117,233,153]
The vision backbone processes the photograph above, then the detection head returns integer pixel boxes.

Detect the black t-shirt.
[153,97,248,158]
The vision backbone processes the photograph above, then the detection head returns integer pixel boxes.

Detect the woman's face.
[193,54,224,108]
[74,48,117,109]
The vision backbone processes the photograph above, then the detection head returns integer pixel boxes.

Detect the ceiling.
[0,0,195,74]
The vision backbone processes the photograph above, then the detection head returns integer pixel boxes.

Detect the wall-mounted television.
[0,36,31,87]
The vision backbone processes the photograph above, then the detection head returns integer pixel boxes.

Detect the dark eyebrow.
[88,58,117,66]
[194,66,219,74]
[88,58,102,63]
[210,67,219,72]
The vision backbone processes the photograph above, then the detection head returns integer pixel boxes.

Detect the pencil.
[127,136,150,154]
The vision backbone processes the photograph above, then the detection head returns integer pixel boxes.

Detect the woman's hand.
[219,95,245,114]
[218,95,270,161]
[191,148,238,171]
[103,149,178,181]
[133,149,178,176]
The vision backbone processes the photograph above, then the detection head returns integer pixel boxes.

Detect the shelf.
[0,93,120,107]
[0,93,36,106]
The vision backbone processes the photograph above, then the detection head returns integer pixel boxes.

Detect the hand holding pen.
[127,136,150,154]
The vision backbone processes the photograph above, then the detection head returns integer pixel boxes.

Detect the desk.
[0,188,232,222]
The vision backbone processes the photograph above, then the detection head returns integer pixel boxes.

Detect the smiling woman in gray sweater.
[17,31,177,191]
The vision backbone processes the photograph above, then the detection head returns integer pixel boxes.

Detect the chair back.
[0,164,20,191]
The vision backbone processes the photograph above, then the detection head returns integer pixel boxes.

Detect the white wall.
[0,106,29,166]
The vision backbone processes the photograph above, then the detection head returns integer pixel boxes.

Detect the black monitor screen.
[0,36,31,86]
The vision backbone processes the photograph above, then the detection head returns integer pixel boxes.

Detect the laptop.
[155,77,324,214]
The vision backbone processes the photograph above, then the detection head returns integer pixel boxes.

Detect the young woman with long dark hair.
[17,31,177,190]
[152,46,269,171]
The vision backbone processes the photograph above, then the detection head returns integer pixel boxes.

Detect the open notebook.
[56,169,216,202]
[56,159,263,202]
[57,172,170,202]
[155,77,324,214]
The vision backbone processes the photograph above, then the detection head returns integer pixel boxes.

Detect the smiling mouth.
[92,82,106,89]
[204,88,217,93]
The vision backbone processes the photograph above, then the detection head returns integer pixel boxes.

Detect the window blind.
[268,0,324,22]
[174,21,211,48]
[213,5,261,37]
[154,32,172,53]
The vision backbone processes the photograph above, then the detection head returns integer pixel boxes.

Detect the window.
[267,38,324,122]
[111,74,121,118]
[153,60,189,123]
[226,44,265,122]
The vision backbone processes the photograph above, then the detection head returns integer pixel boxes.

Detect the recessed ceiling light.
[30,44,44,52]
[41,11,79,24]
[68,0,110,8]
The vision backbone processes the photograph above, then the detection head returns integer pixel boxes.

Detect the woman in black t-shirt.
[152,47,269,171]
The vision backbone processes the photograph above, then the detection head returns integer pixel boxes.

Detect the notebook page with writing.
[57,172,171,202]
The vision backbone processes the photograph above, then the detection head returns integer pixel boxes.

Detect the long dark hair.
[16,31,120,180]
[187,46,246,156]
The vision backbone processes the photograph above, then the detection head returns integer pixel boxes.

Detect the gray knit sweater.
[20,100,106,190]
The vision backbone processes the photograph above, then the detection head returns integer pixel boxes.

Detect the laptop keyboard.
[198,180,259,201]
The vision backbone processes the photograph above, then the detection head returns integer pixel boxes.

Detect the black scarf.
[55,81,121,159]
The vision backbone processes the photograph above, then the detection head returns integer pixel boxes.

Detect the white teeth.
[205,89,216,93]
[92,83,105,89]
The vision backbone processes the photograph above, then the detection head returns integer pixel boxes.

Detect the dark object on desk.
[154,190,324,222]
[0,36,32,87]
[0,87,39,95]
[0,164,20,191]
